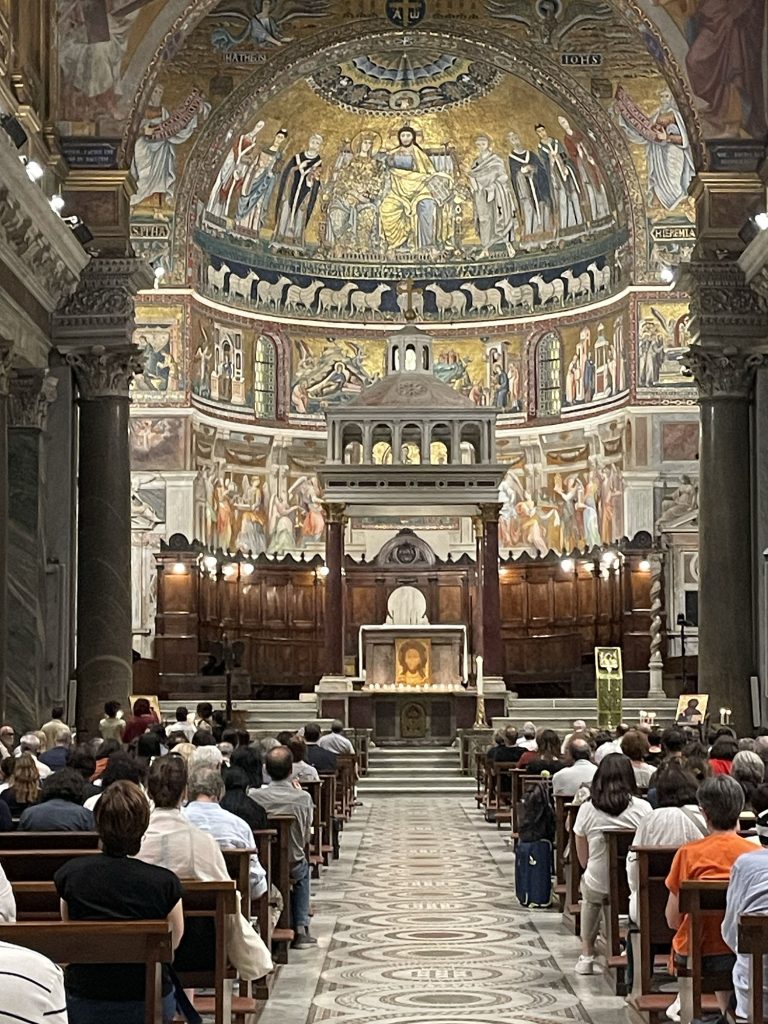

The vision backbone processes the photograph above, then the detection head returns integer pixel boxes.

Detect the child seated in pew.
[665,775,755,1020]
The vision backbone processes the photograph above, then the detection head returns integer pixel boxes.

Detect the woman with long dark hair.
[572,752,652,974]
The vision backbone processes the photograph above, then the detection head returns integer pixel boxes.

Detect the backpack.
[518,780,556,844]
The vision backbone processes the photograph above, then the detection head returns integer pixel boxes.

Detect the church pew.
[678,879,733,1024]
[474,750,488,807]
[0,831,99,850]
[265,813,296,963]
[737,914,768,1024]
[318,773,339,862]
[0,919,173,1024]
[335,753,357,820]
[605,828,636,995]
[0,848,99,881]
[627,846,677,1023]
[300,778,324,876]
[554,795,571,909]
[563,803,582,934]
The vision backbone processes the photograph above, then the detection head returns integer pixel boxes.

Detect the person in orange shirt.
[665,774,755,1016]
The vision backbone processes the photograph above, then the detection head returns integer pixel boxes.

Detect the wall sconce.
[560,557,575,573]
[222,563,238,579]
[171,562,188,575]
[240,562,255,577]
[638,559,651,572]
[315,566,330,579]
[202,554,218,574]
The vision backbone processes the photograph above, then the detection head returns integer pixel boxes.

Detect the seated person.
[288,735,320,782]
[54,780,183,1023]
[0,752,40,819]
[122,698,159,746]
[494,726,524,765]
[0,940,67,1021]
[38,727,72,772]
[19,768,95,832]
[318,720,355,755]
[304,722,337,773]
[665,775,755,1015]
[621,730,657,789]
[221,765,268,831]
[520,729,566,775]
[138,755,272,979]
[0,860,15,921]
[166,706,195,743]
[553,738,597,797]
[251,746,316,948]
[182,764,267,899]
[722,840,768,1022]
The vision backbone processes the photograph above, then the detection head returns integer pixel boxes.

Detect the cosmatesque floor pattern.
[257,798,628,1024]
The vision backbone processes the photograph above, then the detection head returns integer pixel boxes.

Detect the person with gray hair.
[731,750,765,811]
[666,774,755,1016]
[17,733,52,779]
[553,738,597,797]
[188,744,224,773]
[39,728,72,772]
[182,765,267,899]
[516,722,538,752]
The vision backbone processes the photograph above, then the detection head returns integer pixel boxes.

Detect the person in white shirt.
[318,721,355,755]
[0,724,14,758]
[166,706,196,744]
[626,761,706,923]
[516,722,538,752]
[0,860,16,922]
[553,738,597,797]
[573,752,652,974]
[0,941,67,1022]
[722,848,768,1021]
[137,755,272,981]
[183,765,267,899]
[15,733,52,779]
[594,723,630,765]
[560,720,589,755]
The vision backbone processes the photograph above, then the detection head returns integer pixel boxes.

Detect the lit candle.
[476,654,484,696]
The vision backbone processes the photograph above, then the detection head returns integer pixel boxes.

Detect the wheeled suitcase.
[515,839,554,908]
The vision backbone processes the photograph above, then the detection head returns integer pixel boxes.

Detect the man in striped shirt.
[0,941,68,1022]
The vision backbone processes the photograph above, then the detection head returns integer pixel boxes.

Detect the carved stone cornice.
[66,345,144,400]
[0,131,88,312]
[738,227,768,303]
[8,369,58,429]
[682,346,765,400]
[682,258,768,345]
[53,257,153,347]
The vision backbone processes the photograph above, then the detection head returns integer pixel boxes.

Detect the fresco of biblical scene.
[129,416,187,471]
[289,332,525,417]
[498,449,624,556]
[636,299,692,393]
[191,309,283,419]
[193,427,326,554]
[132,309,184,403]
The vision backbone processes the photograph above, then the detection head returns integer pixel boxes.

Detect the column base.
[481,675,507,696]
[648,659,666,696]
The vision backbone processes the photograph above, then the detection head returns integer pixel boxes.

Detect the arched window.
[341,424,363,464]
[372,423,393,464]
[536,332,562,418]
[404,344,417,371]
[253,334,276,419]
[401,422,422,464]
[460,423,481,463]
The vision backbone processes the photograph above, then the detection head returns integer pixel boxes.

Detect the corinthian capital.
[8,370,58,429]
[682,346,765,400]
[66,345,144,399]
[53,257,153,347]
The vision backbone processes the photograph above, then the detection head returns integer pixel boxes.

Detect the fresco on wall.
[498,445,624,556]
[193,426,326,553]
[636,299,692,393]
[132,309,185,402]
[129,416,187,470]
[554,309,630,413]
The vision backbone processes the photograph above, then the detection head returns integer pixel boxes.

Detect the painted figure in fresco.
[194,328,214,397]
[554,473,583,552]
[615,87,694,210]
[565,350,581,406]
[133,331,171,392]
[289,475,325,543]
[506,132,551,240]
[683,0,766,139]
[270,133,324,250]
[208,123,264,219]
[235,477,268,555]
[380,126,453,255]
[324,131,387,255]
[210,0,330,50]
[267,490,299,555]
[492,365,510,409]
[556,116,610,221]
[237,128,288,234]
[639,318,667,387]
[535,124,584,232]
[131,84,211,207]
[468,135,517,257]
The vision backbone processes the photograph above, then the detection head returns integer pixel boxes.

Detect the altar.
[359,624,468,690]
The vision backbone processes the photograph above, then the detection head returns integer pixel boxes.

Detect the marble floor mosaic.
[257,798,629,1024]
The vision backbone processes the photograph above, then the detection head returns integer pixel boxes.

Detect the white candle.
[476,654,484,696]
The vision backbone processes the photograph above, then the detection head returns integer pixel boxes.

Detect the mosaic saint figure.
[324,131,387,255]
[208,123,264,219]
[506,132,551,240]
[467,135,517,257]
[556,116,609,221]
[237,128,288,234]
[534,124,584,232]
[380,126,453,254]
[271,133,324,250]
[131,85,210,207]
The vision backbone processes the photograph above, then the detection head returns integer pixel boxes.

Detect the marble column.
[478,503,503,679]
[6,370,58,730]
[53,257,151,738]
[323,502,346,677]
[0,344,12,725]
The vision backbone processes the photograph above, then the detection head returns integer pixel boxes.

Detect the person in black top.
[221,766,268,831]
[494,726,524,765]
[54,780,184,1023]
[303,722,337,773]
[18,769,94,832]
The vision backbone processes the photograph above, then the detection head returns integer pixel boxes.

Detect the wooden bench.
[554,795,571,911]
[738,913,768,1024]
[300,778,324,877]
[605,829,636,995]
[563,804,582,934]
[0,848,99,882]
[0,919,173,1024]
[266,813,297,962]
[318,773,339,863]
[335,753,357,820]
[627,845,677,1023]
[0,831,99,850]
[678,878,733,1024]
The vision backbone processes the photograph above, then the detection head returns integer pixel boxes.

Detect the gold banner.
[594,647,623,730]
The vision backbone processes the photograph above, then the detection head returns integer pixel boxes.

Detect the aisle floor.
[257,798,630,1024]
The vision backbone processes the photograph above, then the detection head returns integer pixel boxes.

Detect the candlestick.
[476,654,484,696]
